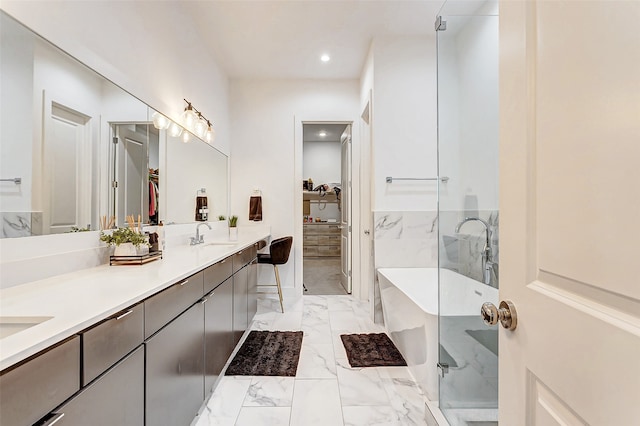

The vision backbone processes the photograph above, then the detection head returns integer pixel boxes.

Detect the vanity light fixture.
[168,121,183,137]
[319,131,327,137]
[152,112,171,130]
[181,99,216,144]
[205,120,216,144]
[194,113,207,138]
[181,101,198,131]
[182,130,191,144]
[320,54,330,62]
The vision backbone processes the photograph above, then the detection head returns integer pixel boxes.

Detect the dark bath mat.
[341,333,407,368]
[225,330,303,376]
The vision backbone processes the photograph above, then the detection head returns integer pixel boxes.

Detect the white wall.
[0,1,231,156]
[303,141,341,186]
[371,36,438,212]
[0,13,34,212]
[230,79,360,291]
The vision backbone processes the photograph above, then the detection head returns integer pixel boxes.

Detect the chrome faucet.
[191,222,212,245]
[455,217,494,285]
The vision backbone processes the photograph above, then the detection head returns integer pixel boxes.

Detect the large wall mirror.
[0,11,228,238]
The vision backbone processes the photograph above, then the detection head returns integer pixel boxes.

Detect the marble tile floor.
[303,258,347,295]
[192,294,431,426]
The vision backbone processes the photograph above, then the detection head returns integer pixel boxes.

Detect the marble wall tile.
[439,210,499,288]
[1,212,36,238]
[290,379,344,426]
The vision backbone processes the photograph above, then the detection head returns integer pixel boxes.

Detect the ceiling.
[303,123,348,142]
[184,0,446,80]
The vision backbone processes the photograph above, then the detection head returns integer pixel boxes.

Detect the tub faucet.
[455,217,493,285]
[191,222,212,245]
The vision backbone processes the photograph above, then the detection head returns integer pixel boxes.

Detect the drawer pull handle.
[42,413,65,426]
[179,279,189,286]
[200,297,209,305]
[221,259,227,263]
[115,309,133,320]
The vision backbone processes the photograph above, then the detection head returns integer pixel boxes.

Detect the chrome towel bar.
[385,176,449,183]
[0,177,21,184]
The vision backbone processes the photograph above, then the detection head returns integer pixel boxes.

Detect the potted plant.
[100,227,150,256]
[228,215,238,241]
[218,215,226,221]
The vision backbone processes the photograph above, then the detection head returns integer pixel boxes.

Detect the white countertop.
[0,227,270,371]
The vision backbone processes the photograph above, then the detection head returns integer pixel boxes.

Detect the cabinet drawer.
[304,224,341,235]
[54,346,144,426]
[82,303,144,385]
[204,256,233,294]
[144,270,204,339]
[317,235,341,246]
[317,245,341,257]
[303,235,318,245]
[0,336,80,426]
[303,246,318,256]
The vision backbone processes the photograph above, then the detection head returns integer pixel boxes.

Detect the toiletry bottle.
[195,188,209,221]
[158,221,165,252]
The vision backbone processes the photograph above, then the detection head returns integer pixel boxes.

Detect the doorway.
[109,123,160,228]
[302,122,352,295]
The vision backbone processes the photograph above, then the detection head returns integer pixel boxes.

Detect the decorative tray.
[110,251,163,266]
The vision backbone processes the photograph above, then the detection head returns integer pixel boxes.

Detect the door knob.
[481,300,518,330]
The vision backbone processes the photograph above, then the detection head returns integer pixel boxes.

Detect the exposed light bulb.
[320,54,330,62]
[181,104,198,131]
[168,122,183,137]
[194,116,207,138]
[152,112,170,130]
[205,123,216,144]
[182,131,191,143]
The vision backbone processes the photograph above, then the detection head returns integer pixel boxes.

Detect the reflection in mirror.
[0,11,229,238]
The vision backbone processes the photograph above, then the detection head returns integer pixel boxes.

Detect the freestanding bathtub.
[376,267,498,402]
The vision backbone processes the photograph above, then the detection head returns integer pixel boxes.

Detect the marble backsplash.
[439,210,499,288]
[373,211,438,268]
[372,210,438,324]
[1,212,43,238]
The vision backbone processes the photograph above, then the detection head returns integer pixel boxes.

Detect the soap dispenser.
[195,188,209,221]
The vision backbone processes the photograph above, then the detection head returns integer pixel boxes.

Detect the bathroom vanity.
[0,229,268,426]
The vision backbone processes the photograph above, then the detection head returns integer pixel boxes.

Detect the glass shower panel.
[437,3,499,425]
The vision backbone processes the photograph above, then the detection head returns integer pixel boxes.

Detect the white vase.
[114,242,137,256]
[229,227,238,241]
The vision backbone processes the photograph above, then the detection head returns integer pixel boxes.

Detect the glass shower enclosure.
[436,1,499,425]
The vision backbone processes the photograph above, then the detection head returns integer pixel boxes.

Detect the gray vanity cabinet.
[248,258,258,323]
[232,263,249,345]
[203,277,234,394]
[81,303,144,384]
[0,336,80,426]
[145,302,205,426]
[144,270,204,339]
[52,346,144,426]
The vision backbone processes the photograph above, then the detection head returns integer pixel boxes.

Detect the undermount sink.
[0,316,53,339]
[202,241,237,247]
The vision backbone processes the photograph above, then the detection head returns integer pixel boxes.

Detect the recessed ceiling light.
[320,54,330,62]
[319,131,327,137]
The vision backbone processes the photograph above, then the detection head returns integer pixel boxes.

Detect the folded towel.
[249,195,262,221]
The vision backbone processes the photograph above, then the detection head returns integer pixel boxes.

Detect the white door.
[499,1,640,424]
[340,125,352,293]
[112,124,148,226]
[43,103,91,234]
[360,99,375,305]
